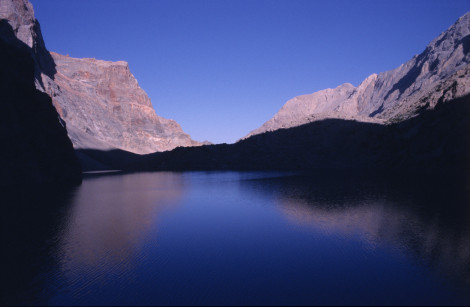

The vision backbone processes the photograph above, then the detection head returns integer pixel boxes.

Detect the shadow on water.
[0,184,77,306]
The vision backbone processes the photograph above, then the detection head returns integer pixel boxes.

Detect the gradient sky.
[30,0,469,144]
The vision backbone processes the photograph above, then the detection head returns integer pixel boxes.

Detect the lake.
[2,171,470,305]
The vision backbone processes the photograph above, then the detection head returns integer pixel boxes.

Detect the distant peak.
[337,83,355,89]
[357,73,378,88]
[429,11,470,47]
[246,11,470,138]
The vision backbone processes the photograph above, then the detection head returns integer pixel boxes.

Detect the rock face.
[46,53,202,154]
[3,0,203,155]
[0,0,56,90]
[247,12,470,137]
[0,18,81,185]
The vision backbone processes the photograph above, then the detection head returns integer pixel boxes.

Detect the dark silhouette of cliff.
[0,20,81,185]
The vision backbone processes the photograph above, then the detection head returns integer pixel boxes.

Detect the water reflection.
[2,171,470,305]
[242,172,470,290]
[54,172,186,284]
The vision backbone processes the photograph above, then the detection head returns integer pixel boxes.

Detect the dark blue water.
[2,171,470,305]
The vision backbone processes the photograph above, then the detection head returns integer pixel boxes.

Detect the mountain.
[45,52,202,154]
[2,0,203,155]
[126,92,469,173]
[0,15,81,184]
[73,12,470,175]
[246,12,470,138]
[124,13,470,175]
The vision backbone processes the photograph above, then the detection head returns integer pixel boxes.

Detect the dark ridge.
[79,93,469,181]
[75,148,143,172]
[0,19,81,185]
[136,93,468,174]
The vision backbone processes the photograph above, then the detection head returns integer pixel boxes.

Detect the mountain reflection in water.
[56,172,185,282]
[243,172,470,289]
[1,171,469,305]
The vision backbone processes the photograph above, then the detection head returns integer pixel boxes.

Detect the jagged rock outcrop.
[247,12,470,137]
[0,0,55,90]
[45,52,202,154]
[0,19,81,185]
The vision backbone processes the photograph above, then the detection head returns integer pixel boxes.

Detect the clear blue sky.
[30,0,469,144]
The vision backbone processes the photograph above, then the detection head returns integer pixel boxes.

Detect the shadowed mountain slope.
[104,92,469,175]
[0,20,81,185]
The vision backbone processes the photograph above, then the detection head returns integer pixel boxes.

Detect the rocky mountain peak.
[386,11,469,96]
[431,11,470,52]
[246,11,470,138]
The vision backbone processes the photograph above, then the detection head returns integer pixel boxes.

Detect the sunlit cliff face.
[55,173,186,277]
[47,52,202,154]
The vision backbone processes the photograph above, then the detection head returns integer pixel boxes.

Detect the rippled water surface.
[2,171,470,305]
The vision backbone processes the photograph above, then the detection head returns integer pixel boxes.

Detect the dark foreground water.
[1,171,470,305]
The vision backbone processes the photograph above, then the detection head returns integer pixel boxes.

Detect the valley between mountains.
[0,0,469,184]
